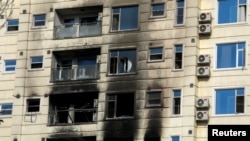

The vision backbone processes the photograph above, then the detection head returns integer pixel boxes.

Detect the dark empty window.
[109,49,136,74]
[174,45,183,69]
[172,90,181,115]
[176,0,184,25]
[27,99,40,112]
[107,93,134,119]
[31,56,43,69]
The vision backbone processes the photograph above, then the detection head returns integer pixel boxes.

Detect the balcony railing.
[54,22,102,39]
[51,65,99,81]
[48,108,97,126]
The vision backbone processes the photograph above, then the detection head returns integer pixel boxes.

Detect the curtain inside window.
[239,5,246,22]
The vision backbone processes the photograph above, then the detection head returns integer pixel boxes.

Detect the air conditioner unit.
[199,12,211,22]
[196,111,209,121]
[198,54,210,64]
[93,99,98,108]
[196,98,209,108]
[199,24,211,34]
[197,66,210,77]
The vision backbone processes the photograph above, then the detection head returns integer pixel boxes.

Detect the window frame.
[175,0,185,26]
[108,48,137,75]
[33,13,46,28]
[172,89,182,115]
[111,5,139,32]
[215,41,246,70]
[146,91,162,108]
[26,98,41,113]
[148,46,164,62]
[173,44,184,70]
[150,3,165,18]
[3,59,16,73]
[214,87,245,116]
[6,19,19,32]
[30,56,44,70]
[106,92,135,119]
[217,0,247,25]
[0,103,13,117]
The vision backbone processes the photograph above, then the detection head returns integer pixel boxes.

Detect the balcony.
[48,93,98,126]
[54,22,102,39]
[51,65,99,81]
[48,108,97,125]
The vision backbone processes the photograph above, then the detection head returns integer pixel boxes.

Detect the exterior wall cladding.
[0,0,250,141]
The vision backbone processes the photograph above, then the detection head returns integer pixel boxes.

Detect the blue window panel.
[1,103,13,115]
[32,57,43,63]
[177,1,184,7]
[150,48,162,54]
[152,4,164,12]
[5,60,16,66]
[217,43,237,68]
[218,0,237,24]
[113,8,120,14]
[34,14,46,21]
[239,0,247,4]
[8,19,19,26]
[174,90,181,97]
[216,89,235,114]
[238,42,245,67]
[120,6,138,30]
[175,45,183,52]
[2,104,13,109]
[237,88,244,95]
[171,136,180,141]
[5,67,15,72]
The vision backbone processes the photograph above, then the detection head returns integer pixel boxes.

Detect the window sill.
[147,59,164,63]
[5,31,18,34]
[215,22,248,27]
[106,116,134,120]
[31,26,47,30]
[25,112,41,115]
[2,71,15,74]
[110,28,139,33]
[174,24,185,27]
[172,69,184,72]
[214,67,246,71]
[0,115,12,118]
[214,113,245,117]
[107,72,137,76]
[28,68,44,72]
[170,114,181,117]
[149,15,166,20]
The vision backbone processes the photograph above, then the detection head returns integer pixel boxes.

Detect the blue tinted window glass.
[218,0,237,24]
[171,136,180,141]
[32,57,43,63]
[120,6,138,30]
[78,58,96,66]
[113,8,120,14]
[2,104,13,109]
[237,88,244,95]
[216,89,235,114]
[174,90,181,97]
[239,0,247,4]
[177,0,184,7]
[5,60,16,66]
[175,45,183,52]
[150,48,162,54]
[8,19,19,26]
[34,14,45,21]
[217,43,236,68]
[152,4,164,11]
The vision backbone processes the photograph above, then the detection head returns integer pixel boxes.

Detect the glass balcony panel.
[79,22,101,37]
[55,25,77,39]
[77,66,98,80]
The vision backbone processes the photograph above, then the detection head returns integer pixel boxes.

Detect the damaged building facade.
[0,0,250,141]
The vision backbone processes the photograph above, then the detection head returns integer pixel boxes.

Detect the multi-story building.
[0,0,249,141]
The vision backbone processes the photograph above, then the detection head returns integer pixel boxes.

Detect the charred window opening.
[47,136,96,141]
[27,99,40,112]
[172,90,181,115]
[144,137,160,141]
[48,93,98,125]
[51,48,100,81]
[109,49,136,75]
[107,93,134,119]
[104,137,133,141]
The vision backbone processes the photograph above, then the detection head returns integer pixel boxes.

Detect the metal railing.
[48,108,97,126]
[54,22,102,39]
[51,65,99,81]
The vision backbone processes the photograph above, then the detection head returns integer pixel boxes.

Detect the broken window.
[27,99,40,113]
[172,90,181,115]
[48,93,98,125]
[107,93,134,119]
[146,91,161,107]
[109,49,136,74]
